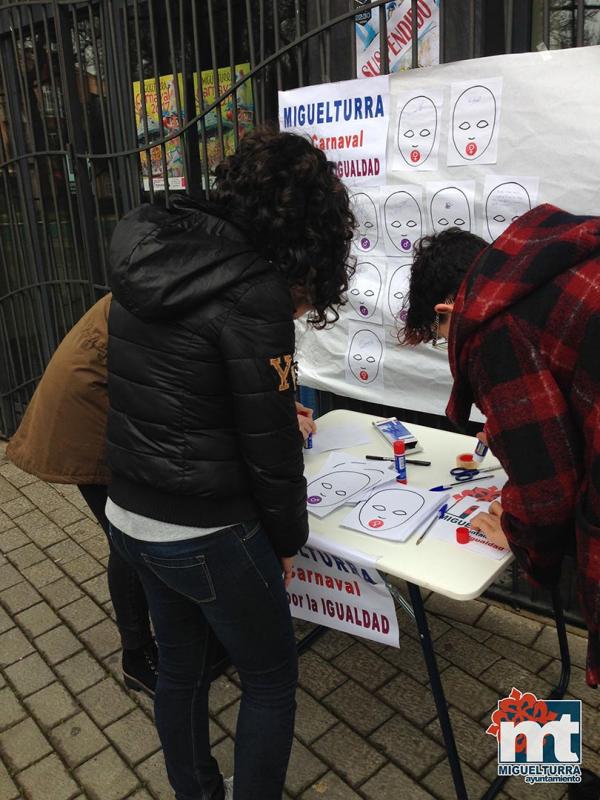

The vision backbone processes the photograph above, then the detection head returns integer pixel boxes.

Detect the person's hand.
[476,430,488,447]
[295,402,317,441]
[281,557,294,588]
[470,501,509,548]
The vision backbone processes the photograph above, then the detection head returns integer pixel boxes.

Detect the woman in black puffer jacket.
[106,128,355,800]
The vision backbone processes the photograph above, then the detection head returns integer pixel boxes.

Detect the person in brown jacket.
[6,291,317,702]
[6,294,158,695]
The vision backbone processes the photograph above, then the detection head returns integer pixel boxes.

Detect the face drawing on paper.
[351,192,379,252]
[430,188,471,234]
[384,191,422,254]
[387,264,411,323]
[349,262,382,320]
[397,95,437,167]
[485,182,532,241]
[452,85,496,161]
[348,329,383,384]
[359,488,425,531]
[307,471,370,507]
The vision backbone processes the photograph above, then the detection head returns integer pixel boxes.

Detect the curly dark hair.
[211,127,356,327]
[401,228,488,345]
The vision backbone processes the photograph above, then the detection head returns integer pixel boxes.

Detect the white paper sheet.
[447,77,503,166]
[344,321,385,392]
[381,184,424,257]
[341,485,450,542]
[305,425,372,455]
[482,175,540,241]
[428,477,509,560]
[384,260,412,334]
[347,258,386,324]
[306,455,395,518]
[392,87,444,172]
[349,186,385,256]
[426,180,476,234]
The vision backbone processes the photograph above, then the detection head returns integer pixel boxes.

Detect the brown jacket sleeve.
[6,294,112,485]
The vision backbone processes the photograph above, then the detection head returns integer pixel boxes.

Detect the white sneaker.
[224,776,234,800]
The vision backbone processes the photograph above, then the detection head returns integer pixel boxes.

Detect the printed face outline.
[348,329,383,384]
[398,95,437,167]
[307,471,370,507]
[485,182,531,241]
[351,192,379,252]
[359,488,425,531]
[387,263,411,323]
[452,85,496,161]
[384,191,422,254]
[430,188,471,234]
[349,262,382,320]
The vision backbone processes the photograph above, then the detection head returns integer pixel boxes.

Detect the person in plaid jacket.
[402,204,600,688]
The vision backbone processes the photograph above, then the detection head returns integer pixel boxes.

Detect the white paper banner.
[287,542,400,647]
[291,47,600,417]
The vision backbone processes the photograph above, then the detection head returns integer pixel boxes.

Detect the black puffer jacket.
[106,195,308,557]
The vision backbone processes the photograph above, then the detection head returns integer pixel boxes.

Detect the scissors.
[449,465,500,482]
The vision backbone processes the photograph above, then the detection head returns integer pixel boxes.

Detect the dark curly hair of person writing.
[400,227,487,345]
[212,127,356,328]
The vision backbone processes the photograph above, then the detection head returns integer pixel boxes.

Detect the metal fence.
[0,0,598,616]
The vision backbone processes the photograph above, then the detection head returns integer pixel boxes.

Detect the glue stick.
[394,440,407,484]
[473,439,488,463]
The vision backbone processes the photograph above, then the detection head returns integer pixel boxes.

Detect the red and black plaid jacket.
[447,204,600,687]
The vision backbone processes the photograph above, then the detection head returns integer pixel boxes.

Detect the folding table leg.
[296,625,328,654]
[549,584,571,699]
[406,582,469,800]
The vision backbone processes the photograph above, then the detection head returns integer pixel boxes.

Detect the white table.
[304,409,513,601]
[302,410,571,800]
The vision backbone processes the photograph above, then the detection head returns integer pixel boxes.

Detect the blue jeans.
[78,485,152,651]
[109,521,298,800]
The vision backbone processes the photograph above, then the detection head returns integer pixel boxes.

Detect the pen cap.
[393,440,405,456]
[456,526,470,544]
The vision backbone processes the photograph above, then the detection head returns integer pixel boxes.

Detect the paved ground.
[0,442,597,800]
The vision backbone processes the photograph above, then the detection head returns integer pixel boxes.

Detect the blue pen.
[430,474,494,491]
[416,503,448,545]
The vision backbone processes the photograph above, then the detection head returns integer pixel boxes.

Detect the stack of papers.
[306,453,396,518]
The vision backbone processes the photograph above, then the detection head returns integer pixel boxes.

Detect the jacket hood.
[109,195,265,320]
[447,204,600,428]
